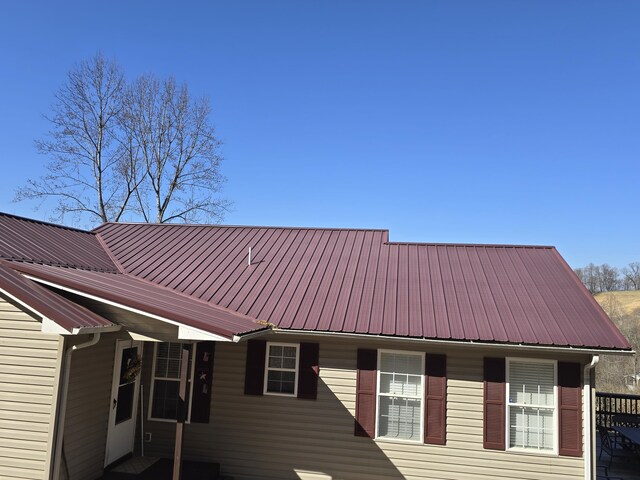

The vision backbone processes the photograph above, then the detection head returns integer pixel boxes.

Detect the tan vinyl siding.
[141,336,586,480]
[61,332,122,480]
[0,295,62,480]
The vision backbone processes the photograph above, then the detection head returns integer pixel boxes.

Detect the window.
[376,350,424,442]
[149,342,194,421]
[264,343,299,396]
[507,359,556,452]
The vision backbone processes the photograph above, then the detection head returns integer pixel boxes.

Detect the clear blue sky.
[0,1,638,268]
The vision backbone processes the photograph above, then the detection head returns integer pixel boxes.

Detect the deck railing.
[596,391,640,428]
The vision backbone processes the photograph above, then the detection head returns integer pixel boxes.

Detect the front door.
[105,340,142,467]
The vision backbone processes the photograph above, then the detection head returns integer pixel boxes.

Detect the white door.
[105,340,142,466]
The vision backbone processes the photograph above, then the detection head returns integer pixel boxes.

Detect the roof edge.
[244,328,634,354]
[385,241,555,249]
[94,221,389,234]
[0,211,93,235]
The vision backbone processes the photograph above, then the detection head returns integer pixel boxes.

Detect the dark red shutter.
[483,357,506,450]
[355,349,377,437]
[297,343,319,400]
[244,339,266,395]
[190,342,215,423]
[424,354,446,445]
[558,362,582,457]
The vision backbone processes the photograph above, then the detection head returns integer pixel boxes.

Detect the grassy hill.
[594,290,640,318]
[592,290,639,393]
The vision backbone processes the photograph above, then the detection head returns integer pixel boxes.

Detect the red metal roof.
[0,213,117,272]
[94,223,631,350]
[0,260,113,331]
[9,262,262,339]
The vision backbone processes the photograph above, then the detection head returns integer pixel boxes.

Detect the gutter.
[583,355,599,480]
[234,328,634,356]
[51,333,101,480]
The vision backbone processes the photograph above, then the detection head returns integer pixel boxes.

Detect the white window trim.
[263,342,300,397]
[505,357,558,455]
[375,349,425,444]
[148,342,196,423]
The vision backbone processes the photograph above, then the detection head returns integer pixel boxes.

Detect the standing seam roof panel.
[213,228,281,306]
[330,230,368,333]
[248,229,313,320]
[474,248,523,343]
[275,230,333,328]
[467,247,508,341]
[448,247,479,341]
[510,248,569,345]
[257,229,319,323]
[202,228,274,303]
[316,230,361,332]
[302,230,352,331]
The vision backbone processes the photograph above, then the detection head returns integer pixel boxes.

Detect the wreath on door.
[123,354,142,383]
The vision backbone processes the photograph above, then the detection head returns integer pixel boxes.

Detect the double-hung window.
[507,359,556,452]
[264,343,299,396]
[376,350,424,442]
[149,342,194,421]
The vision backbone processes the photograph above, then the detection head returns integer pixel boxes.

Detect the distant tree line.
[573,262,640,294]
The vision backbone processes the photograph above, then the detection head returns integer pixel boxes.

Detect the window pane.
[282,346,297,358]
[378,396,421,441]
[509,406,554,451]
[155,358,168,378]
[266,370,295,394]
[509,362,554,406]
[380,352,422,376]
[379,372,421,396]
[152,379,179,420]
[268,356,283,368]
[151,343,193,420]
[268,345,297,370]
[116,382,135,424]
[282,356,296,369]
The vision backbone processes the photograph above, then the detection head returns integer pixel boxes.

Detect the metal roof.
[0,213,117,272]
[94,223,631,350]
[9,262,262,339]
[0,260,113,331]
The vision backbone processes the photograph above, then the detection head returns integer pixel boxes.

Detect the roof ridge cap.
[0,211,94,235]
[385,241,555,249]
[96,222,389,233]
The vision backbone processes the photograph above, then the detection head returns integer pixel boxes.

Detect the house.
[0,212,632,480]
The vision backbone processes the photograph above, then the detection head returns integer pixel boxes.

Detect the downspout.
[51,333,101,480]
[583,355,599,480]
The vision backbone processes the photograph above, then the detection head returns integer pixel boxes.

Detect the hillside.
[593,290,639,393]
[595,290,640,318]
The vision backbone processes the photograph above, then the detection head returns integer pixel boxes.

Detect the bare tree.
[123,74,227,223]
[598,264,619,292]
[16,53,133,224]
[622,262,640,290]
[16,53,227,226]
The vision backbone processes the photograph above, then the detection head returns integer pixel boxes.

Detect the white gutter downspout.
[51,333,101,480]
[584,355,599,480]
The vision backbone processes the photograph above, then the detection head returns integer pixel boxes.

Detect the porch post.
[173,347,190,480]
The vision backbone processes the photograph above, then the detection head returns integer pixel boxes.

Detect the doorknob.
[112,398,117,409]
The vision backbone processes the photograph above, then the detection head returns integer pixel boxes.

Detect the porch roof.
[8,262,263,339]
[0,260,114,332]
